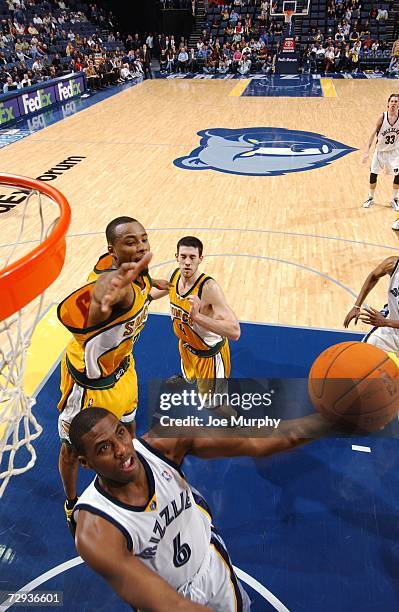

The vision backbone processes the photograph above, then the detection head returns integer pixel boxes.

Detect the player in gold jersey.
[57,216,160,531]
[151,236,240,397]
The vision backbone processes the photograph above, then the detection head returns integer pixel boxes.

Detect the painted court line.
[320,78,337,97]
[229,78,251,96]
[150,253,358,297]
[1,226,397,253]
[24,305,70,397]
[0,557,289,612]
[351,445,371,453]
[234,567,291,612]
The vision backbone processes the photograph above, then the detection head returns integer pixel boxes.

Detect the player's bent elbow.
[230,324,241,341]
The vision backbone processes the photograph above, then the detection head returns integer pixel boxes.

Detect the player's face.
[79,415,140,484]
[388,96,399,112]
[176,246,203,279]
[109,222,150,267]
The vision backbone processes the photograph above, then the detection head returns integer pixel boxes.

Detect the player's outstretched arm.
[362,114,384,163]
[181,413,334,460]
[76,511,210,612]
[343,256,398,328]
[188,280,240,341]
[88,252,153,325]
[147,414,334,464]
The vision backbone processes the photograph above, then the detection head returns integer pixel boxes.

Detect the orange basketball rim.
[0,174,71,321]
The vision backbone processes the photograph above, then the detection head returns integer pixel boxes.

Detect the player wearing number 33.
[150,236,240,396]
[362,94,399,218]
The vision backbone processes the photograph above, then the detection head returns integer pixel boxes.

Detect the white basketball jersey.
[377,112,399,152]
[74,438,212,590]
[388,258,399,321]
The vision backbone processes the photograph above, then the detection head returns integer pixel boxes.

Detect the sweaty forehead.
[115,222,146,240]
[82,414,119,449]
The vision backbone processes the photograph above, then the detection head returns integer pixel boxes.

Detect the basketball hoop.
[0,174,70,497]
[284,8,294,23]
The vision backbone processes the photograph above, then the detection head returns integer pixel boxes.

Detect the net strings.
[0,190,58,498]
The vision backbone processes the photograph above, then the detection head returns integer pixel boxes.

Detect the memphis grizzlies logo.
[173,127,356,176]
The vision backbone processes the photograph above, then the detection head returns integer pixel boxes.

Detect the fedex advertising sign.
[0,73,86,125]
[19,85,56,115]
[56,76,84,102]
[0,98,20,125]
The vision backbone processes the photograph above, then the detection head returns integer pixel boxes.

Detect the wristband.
[353,304,361,310]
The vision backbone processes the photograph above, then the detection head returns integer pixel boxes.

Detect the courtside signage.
[0,98,20,125]
[0,73,86,125]
[56,76,84,102]
[20,85,56,115]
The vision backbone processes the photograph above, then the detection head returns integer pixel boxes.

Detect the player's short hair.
[388,93,399,103]
[106,216,138,245]
[176,236,203,257]
[69,407,111,455]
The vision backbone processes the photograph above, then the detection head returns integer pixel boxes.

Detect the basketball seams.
[314,342,359,400]
[308,341,399,431]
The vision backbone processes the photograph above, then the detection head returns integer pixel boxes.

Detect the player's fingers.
[137,251,152,270]
[101,297,112,314]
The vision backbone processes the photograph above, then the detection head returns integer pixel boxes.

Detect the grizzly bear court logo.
[174,127,356,176]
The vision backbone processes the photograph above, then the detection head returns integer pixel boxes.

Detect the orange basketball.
[308,342,399,432]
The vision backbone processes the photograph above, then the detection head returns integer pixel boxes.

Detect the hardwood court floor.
[1,77,398,331]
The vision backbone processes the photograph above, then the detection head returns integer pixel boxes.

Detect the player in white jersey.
[343,255,399,354]
[69,407,333,611]
[362,94,399,213]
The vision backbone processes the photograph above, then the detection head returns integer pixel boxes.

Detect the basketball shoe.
[392,218,399,230]
[391,198,399,212]
[363,197,374,208]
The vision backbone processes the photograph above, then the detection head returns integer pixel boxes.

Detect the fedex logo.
[57,79,81,101]
[22,89,53,114]
[0,102,15,124]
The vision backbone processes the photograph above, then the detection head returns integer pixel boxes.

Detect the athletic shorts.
[178,532,250,611]
[371,150,399,176]
[363,325,399,355]
[179,339,231,400]
[57,354,138,443]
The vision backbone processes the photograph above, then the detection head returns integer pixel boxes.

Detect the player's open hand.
[362,151,369,164]
[187,295,201,322]
[359,306,387,328]
[101,252,153,314]
[343,306,360,327]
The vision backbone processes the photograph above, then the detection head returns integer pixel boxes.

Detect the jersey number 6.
[173,532,191,567]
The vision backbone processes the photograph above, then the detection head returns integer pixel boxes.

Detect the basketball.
[308,342,399,432]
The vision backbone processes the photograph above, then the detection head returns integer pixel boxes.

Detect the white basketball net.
[0,186,59,498]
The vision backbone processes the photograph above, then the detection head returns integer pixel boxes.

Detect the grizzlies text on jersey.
[73,438,249,611]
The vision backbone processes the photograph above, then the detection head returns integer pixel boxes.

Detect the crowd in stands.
[0,0,164,93]
[192,0,394,74]
[0,0,396,97]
